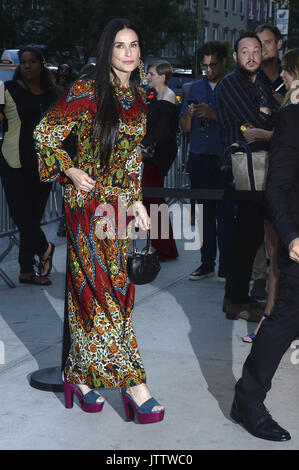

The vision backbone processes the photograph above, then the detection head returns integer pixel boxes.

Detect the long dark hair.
[14,46,60,102]
[281,48,299,108]
[94,18,144,170]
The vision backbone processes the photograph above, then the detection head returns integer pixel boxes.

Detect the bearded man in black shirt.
[216,32,279,322]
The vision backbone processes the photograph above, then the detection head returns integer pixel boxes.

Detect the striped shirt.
[216,67,280,149]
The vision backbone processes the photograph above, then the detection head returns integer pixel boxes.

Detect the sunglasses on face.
[200,62,219,70]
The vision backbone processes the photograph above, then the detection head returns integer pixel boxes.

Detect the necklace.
[114,86,135,110]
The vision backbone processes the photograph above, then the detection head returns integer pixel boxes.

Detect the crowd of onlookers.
[140,23,294,336]
[178,24,299,342]
[177,23,299,442]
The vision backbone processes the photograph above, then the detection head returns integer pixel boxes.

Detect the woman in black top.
[142,61,179,261]
[0,46,59,285]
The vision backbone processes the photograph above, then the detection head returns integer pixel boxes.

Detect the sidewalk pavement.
[0,220,298,450]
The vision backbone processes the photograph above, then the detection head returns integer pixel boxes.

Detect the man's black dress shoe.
[231,399,291,442]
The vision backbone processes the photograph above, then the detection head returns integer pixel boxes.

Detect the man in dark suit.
[231,101,299,441]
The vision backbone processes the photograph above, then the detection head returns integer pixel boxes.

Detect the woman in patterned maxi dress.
[34,19,164,422]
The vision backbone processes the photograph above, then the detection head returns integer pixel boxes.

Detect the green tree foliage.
[221,40,235,72]
[0,0,35,49]
[41,0,94,64]
[83,0,197,64]
[0,0,196,69]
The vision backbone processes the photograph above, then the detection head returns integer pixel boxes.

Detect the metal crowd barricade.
[164,130,190,203]
[0,181,64,288]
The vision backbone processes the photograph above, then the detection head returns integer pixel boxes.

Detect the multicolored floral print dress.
[34,79,147,388]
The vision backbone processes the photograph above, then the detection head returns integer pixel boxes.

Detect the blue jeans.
[189,153,235,275]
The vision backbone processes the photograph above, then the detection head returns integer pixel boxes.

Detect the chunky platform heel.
[64,382,104,413]
[121,389,165,424]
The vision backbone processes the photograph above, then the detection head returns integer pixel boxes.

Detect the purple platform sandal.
[64,382,104,413]
[121,389,165,424]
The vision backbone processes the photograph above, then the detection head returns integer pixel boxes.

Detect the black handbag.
[127,231,161,285]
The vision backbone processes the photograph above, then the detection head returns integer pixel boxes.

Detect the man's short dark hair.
[199,41,227,61]
[255,23,283,42]
[234,31,262,53]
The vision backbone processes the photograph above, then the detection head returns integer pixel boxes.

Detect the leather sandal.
[242,313,269,343]
[39,243,55,277]
[242,332,256,343]
[19,272,52,286]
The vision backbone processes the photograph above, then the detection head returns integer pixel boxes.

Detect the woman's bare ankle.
[77,384,104,403]
[41,242,51,260]
[127,383,164,411]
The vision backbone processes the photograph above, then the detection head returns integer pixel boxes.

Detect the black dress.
[142,99,180,261]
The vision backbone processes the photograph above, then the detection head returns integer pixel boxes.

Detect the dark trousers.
[225,201,265,302]
[0,161,51,273]
[189,153,235,275]
[235,270,299,410]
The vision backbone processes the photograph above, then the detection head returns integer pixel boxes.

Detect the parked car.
[1,49,20,65]
[168,68,193,103]
[0,53,18,141]
[0,61,17,83]
[0,49,19,83]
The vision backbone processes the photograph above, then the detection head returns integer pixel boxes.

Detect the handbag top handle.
[131,230,151,255]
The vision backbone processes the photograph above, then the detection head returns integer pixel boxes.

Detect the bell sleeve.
[34,80,93,183]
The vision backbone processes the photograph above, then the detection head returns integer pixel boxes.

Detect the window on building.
[204,26,209,42]
[240,0,245,14]
[160,40,177,58]
[248,0,253,17]
[224,0,229,11]
[264,0,268,20]
[269,0,275,18]
[214,0,219,9]
[257,0,261,21]
[223,29,229,41]
[204,0,209,7]
[213,26,219,40]
[231,30,236,47]
[232,0,237,13]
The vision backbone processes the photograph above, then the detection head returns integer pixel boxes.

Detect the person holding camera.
[180,41,234,282]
